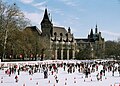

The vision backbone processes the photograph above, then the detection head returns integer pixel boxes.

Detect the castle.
[25,8,105,60]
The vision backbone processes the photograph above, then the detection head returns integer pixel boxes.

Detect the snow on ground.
[0,60,120,86]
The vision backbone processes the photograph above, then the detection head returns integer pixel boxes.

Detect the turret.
[41,8,53,37]
[95,24,98,33]
[41,8,51,24]
[68,27,71,33]
[90,29,93,38]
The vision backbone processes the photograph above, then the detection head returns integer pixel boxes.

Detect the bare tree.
[0,0,30,61]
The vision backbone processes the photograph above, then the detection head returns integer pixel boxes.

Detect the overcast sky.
[5,0,120,41]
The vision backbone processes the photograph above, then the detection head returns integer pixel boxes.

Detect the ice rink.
[0,60,120,86]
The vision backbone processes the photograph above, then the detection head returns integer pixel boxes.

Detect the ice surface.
[0,60,120,86]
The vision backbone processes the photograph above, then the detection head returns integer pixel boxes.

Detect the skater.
[9,67,12,76]
[103,69,105,76]
[78,68,80,73]
[67,68,70,74]
[69,65,72,73]
[49,65,52,71]
[64,65,65,71]
[112,68,114,76]
[73,67,75,73]
[54,75,59,83]
[118,65,120,76]
[96,73,99,81]
[44,69,48,79]
[18,68,20,75]
[51,70,54,75]
[84,68,88,78]
[100,70,102,81]
[103,65,106,76]
[96,65,98,71]
[15,75,18,82]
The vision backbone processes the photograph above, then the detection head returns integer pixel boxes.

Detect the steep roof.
[25,26,41,36]
[53,26,73,38]
[53,26,67,37]
[41,8,52,24]
[75,38,89,43]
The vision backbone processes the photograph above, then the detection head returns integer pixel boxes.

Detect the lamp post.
[91,47,93,59]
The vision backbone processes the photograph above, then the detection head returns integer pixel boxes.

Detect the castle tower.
[68,27,71,33]
[95,24,98,34]
[90,29,93,38]
[41,8,53,37]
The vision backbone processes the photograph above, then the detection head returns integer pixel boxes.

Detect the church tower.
[41,8,53,37]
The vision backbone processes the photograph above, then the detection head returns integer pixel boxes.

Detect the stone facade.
[41,9,76,60]
[25,8,105,60]
[75,25,105,58]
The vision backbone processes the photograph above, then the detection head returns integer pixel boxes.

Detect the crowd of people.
[0,60,120,83]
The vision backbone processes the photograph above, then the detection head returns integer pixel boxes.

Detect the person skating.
[118,65,120,76]
[15,75,18,82]
[85,68,88,78]
[96,73,99,81]
[112,69,114,76]
[44,69,48,79]
[63,65,65,71]
[54,75,59,83]
[18,68,20,75]
[100,70,102,81]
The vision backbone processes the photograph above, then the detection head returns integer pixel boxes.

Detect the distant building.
[75,25,105,58]
[25,8,105,60]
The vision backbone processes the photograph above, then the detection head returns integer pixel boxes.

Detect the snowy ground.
[0,60,120,86]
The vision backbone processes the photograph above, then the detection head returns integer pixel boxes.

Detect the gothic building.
[75,25,105,58]
[25,8,105,60]
[41,9,76,60]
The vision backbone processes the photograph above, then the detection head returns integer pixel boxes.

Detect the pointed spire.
[68,27,71,33]
[44,8,49,19]
[95,24,98,33]
[41,8,52,24]
[90,29,93,36]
